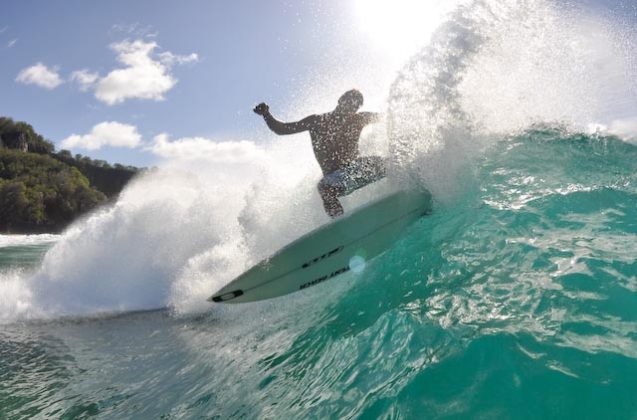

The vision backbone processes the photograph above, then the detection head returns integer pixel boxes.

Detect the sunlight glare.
[354,0,446,60]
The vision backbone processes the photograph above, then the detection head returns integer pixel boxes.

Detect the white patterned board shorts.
[319,156,387,196]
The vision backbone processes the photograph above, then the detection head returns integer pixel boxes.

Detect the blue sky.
[1,0,633,167]
[3,0,422,167]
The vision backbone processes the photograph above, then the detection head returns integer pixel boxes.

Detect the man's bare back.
[254,89,386,218]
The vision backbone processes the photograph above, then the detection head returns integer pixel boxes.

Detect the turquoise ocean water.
[2,128,637,418]
[2,0,637,418]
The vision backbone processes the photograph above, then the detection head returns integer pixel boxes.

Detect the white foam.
[0,234,60,248]
[0,269,37,322]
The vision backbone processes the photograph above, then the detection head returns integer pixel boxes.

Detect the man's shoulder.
[356,111,381,124]
[307,113,327,126]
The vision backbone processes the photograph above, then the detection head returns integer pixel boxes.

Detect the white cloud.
[0,26,7,34]
[61,122,142,150]
[15,63,63,89]
[110,22,157,38]
[158,51,199,66]
[148,134,263,162]
[70,69,99,91]
[7,38,17,48]
[93,40,197,105]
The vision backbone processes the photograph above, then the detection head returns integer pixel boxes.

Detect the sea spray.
[388,0,637,202]
[0,131,389,319]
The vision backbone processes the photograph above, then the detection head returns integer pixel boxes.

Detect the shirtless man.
[254,89,386,218]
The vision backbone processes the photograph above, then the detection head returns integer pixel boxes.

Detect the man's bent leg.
[318,182,345,218]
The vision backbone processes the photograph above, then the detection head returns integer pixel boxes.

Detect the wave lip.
[388,0,637,202]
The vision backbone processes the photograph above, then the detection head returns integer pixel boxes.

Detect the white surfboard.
[209,189,432,304]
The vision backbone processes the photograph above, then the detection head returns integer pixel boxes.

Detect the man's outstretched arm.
[254,103,317,135]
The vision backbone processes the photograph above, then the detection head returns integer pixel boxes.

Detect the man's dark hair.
[339,89,364,109]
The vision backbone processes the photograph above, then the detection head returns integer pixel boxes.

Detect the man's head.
[335,89,364,115]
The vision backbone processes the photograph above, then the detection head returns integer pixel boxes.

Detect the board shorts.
[318,156,387,196]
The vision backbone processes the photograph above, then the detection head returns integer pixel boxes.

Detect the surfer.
[254,89,385,218]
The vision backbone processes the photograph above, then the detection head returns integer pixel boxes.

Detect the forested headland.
[0,117,140,233]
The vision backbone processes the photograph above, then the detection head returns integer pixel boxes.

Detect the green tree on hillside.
[0,149,106,232]
[0,117,55,154]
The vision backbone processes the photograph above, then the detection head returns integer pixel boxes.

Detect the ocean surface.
[2,0,637,418]
[2,127,637,418]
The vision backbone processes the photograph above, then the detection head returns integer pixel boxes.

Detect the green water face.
[0,244,51,269]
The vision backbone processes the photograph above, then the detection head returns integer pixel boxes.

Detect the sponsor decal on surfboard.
[299,266,350,290]
[302,246,344,269]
